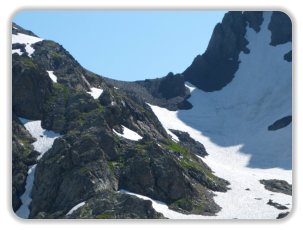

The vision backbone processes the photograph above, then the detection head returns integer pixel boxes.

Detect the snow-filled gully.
[15,118,60,219]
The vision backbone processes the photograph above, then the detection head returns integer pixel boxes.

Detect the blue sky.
[13,11,226,81]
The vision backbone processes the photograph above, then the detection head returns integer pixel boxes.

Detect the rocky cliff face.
[183,11,291,92]
[12,22,229,219]
[104,72,192,111]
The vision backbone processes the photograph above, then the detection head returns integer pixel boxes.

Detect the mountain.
[11,11,292,219]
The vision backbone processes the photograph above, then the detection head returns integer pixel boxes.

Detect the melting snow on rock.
[66,202,86,216]
[12,33,43,57]
[87,87,103,99]
[15,118,60,219]
[46,71,58,83]
[12,49,23,55]
[113,125,142,141]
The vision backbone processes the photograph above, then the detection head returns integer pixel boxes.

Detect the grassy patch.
[76,119,85,126]
[46,41,57,47]
[68,130,80,136]
[23,148,30,158]
[23,58,37,68]
[107,161,115,169]
[161,140,188,156]
[145,157,151,163]
[53,52,63,58]
[97,104,103,113]
[135,144,148,154]
[95,213,111,219]
[80,168,88,174]
[63,86,69,104]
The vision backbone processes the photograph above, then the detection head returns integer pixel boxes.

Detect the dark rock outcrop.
[260,179,292,195]
[268,116,292,131]
[267,199,288,210]
[183,11,253,92]
[243,11,264,32]
[12,22,38,37]
[268,11,292,46]
[284,50,292,62]
[64,190,165,219]
[31,40,104,92]
[12,55,53,120]
[169,129,208,157]
[104,72,192,111]
[277,212,289,219]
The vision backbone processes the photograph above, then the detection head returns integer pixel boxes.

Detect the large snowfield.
[145,12,292,219]
[15,119,60,219]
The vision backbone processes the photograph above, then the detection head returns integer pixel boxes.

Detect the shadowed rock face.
[284,50,292,62]
[12,55,53,120]
[268,116,292,131]
[104,72,192,111]
[268,11,292,46]
[267,199,288,210]
[182,11,261,92]
[183,11,292,92]
[260,179,292,196]
[277,212,289,219]
[12,22,38,37]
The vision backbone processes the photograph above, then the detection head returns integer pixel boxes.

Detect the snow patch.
[113,125,142,141]
[12,49,23,55]
[12,33,43,57]
[18,118,61,160]
[15,165,37,219]
[15,118,60,219]
[87,87,103,99]
[46,71,57,83]
[185,83,195,93]
[66,202,86,216]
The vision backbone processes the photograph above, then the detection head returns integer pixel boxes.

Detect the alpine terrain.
[12,11,292,219]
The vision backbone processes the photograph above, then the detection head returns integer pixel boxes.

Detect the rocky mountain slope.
[12,22,229,219]
[12,10,292,219]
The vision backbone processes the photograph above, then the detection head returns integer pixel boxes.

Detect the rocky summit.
[12,11,292,220]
